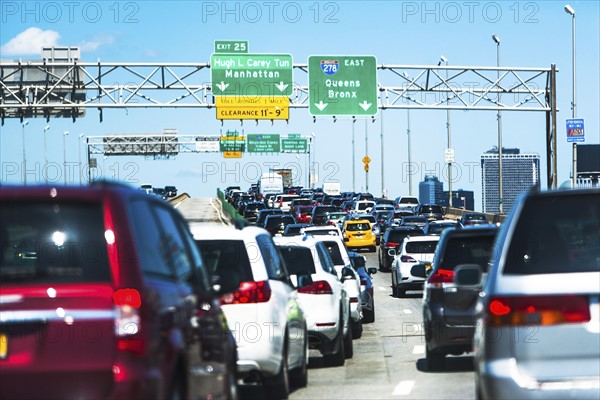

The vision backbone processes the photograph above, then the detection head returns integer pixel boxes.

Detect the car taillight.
[220,280,272,305]
[113,288,144,354]
[385,241,399,248]
[360,278,368,286]
[350,297,359,304]
[298,280,333,295]
[400,255,416,262]
[427,269,454,286]
[487,295,591,326]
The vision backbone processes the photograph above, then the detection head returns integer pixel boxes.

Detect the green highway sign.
[282,137,308,152]
[219,136,245,152]
[214,40,248,54]
[247,134,281,153]
[211,54,293,97]
[308,55,378,116]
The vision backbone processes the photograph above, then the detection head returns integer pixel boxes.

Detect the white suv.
[274,235,354,366]
[190,224,308,397]
[390,235,440,297]
[309,235,364,338]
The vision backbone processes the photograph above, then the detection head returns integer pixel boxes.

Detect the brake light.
[427,269,454,287]
[360,278,368,286]
[400,255,416,263]
[113,288,143,354]
[487,295,591,326]
[220,280,272,305]
[385,241,399,248]
[298,280,333,295]
[350,297,359,303]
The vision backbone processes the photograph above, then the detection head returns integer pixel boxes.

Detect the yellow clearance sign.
[216,96,289,120]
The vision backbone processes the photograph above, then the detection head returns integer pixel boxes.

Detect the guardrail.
[443,207,505,224]
[216,189,246,224]
[168,193,190,206]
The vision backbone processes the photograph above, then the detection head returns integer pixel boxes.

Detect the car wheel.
[426,346,445,371]
[169,370,186,400]
[324,321,345,367]
[264,343,290,399]
[363,303,375,323]
[396,287,406,298]
[290,329,308,389]
[343,320,353,359]
[351,318,362,339]
[225,351,239,400]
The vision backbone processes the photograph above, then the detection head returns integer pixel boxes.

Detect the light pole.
[79,134,84,185]
[43,125,50,183]
[439,55,452,207]
[21,120,29,185]
[407,108,413,196]
[565,4,577,187]
[364,118,369,193]
[492,34,503,214]
[352,119,356,192]
[310,132,316,188]
[63,131,69,185]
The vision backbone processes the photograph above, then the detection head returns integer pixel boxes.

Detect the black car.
[256,208,284,227]
[417,225,498,370]
[414,204,445,221]
[263,214,296,236]
[242,201,266,222]
[311,205,338,225]
[378,225,423,271]
[459,212,490,226]
[282,223,313,236]
[164,185,178,197]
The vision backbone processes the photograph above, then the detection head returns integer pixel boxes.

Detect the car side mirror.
[340,266,355,282]
[387,249,396,257]
[454,264,483,286]
[343,237,349,242]
[410,263,427,279]
[367,267,377,275]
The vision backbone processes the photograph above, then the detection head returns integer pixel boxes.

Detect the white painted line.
[413,345,425,354]
[392,380,415,396]
[378,286,388,292]
[403,309,412,314]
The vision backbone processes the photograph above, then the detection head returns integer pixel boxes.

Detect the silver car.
[464,188,600,400]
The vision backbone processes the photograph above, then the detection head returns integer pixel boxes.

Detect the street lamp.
[439,55,452,207]
[79,134,84,185]
[43,125,50,183]
[21,120,29,185]
[63,131,69,185]
[403,72,413,196]
[310,132,316,188]
[352,119,356,192]
[492,34,503,214]
[564,4,577,187]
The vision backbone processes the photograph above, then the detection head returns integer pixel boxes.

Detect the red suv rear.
[0,183,237,399]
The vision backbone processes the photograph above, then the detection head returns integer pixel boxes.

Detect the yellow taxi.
[342,219,377,252]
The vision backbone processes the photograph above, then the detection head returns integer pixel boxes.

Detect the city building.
[440,190,475,211]
[419,175,444,204]
[481,147,540,213]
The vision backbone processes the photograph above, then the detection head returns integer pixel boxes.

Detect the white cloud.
[1,27,60,56]
[79,34,115,52]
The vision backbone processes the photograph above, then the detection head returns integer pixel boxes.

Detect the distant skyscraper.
[441,190,475,210]
[419,175,444,204]
[481,147,540,213]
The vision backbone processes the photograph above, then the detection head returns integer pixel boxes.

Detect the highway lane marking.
[210,197,228,225]
[403,309,412,314]
[413,345,425,354]
[392,380,415,396]
[378,286,388,292]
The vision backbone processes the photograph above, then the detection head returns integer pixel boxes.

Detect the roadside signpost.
[219,131,245,158]
[195,136,220,152]
[308,55,378,116]
[282,134,308,152]
[215,96,288,120]
[566,118,585,142]
[214,40,248,54]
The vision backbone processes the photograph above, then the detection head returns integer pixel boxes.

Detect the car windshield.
[1,202,111,284]
[346,223,371,231]
[504,194,600,274]
[405,241,438,254]
[279,246,316,275]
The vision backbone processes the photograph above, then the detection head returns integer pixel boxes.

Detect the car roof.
[404,234,440,242]
[189,224,268,240]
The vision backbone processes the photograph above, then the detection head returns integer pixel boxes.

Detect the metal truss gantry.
[0,61,558,187]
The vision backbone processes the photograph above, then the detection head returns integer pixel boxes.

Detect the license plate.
[0,333,7,359]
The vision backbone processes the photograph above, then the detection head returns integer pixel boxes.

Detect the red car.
[295,205,314,223]
[0,183,237,399]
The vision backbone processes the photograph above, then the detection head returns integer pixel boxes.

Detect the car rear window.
[405,241,438,254]
[314,206,337,215]
[1,202,111,284]
[504,194,600,274]
[195,240,253,293]
[438,234,496,271]
[388,229,422,243]
[321,241,344,265]
[420,206,443,214]
[346,222,371,231]
[279,246,316,275]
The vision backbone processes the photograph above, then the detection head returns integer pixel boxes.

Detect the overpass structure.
[0,59,558,188]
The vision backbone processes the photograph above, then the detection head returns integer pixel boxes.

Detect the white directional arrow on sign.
[359,101,372,111]
[276,82,288,92]
[216,81,229,92]
[315,101,328,111]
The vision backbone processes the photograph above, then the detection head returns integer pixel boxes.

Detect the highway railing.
[443,207,505,224]
[216,189,245,224]
[168,193,190,206]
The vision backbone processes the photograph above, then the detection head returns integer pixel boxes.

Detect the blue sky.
[1,0,599,210]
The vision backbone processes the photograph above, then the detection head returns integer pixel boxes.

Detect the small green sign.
[219,137,245,152]
[308,55,378,116]
[288,133,301,139]
[214,40,248,54]
[247,134,280,153]
[282,138,308,152]
[211,54,293,97]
